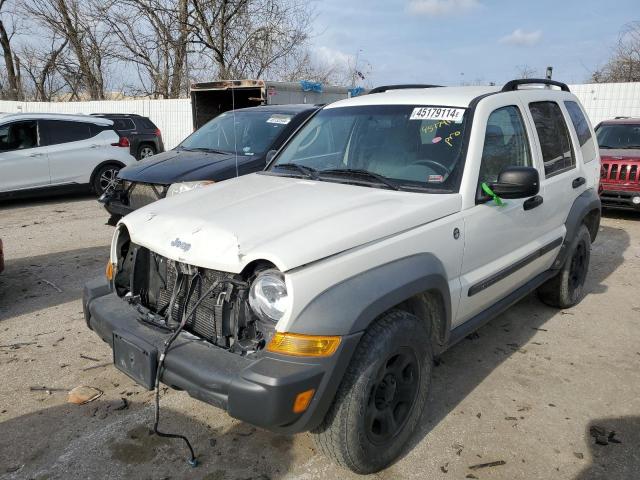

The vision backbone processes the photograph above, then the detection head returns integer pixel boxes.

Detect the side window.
[529,101,576,176]
[564,100,596,163]
[0,121,39,151]
[478,106,532,183]
[111,118,136,131]
[45,120,93,145]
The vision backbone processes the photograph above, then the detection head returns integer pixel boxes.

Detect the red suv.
[596,117,640,211]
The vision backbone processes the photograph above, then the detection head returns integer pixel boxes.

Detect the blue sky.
[311,0,637,86]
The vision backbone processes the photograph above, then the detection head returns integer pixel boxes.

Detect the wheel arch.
[552,189,601,269]
[289,254,452,349]
[90,160,126,187]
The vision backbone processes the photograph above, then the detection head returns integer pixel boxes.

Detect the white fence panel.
[0,98,193,150]
[569,82,640,126]
[1,81,640,149]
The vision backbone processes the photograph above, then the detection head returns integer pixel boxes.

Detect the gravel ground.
[0,194,639,480]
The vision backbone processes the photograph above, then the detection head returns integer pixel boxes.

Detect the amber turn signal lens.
[106,262,114,281]
[293,389,315,414]
[266,332,341,357]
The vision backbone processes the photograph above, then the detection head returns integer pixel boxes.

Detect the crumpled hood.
[121,173,462,273]
[118,148,245,184]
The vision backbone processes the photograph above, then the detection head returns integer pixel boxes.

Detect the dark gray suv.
[91,114,165,160]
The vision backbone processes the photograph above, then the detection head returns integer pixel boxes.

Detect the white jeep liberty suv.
[83,79,601,473]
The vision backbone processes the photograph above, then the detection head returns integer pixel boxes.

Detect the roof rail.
[369,84,441,94]
[502,78,570,92]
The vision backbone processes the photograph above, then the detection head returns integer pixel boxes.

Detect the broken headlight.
[249,270,290,323]
[166,180,214,197]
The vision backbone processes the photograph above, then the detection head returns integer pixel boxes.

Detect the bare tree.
[0,0,23,99]
[100,0,190,98]
[24,0,114,99]
[19,36,68,101]
[592,21,640,83]
[515,64,537,79]
[187,0,314,80]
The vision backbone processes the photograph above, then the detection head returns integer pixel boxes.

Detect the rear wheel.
[312,310,432,474]
[137,144,156,159]
[92,164,121,196]
[538,224,591,308]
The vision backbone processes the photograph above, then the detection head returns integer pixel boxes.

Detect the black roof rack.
[369,84,441,94]
[502,79,570,92]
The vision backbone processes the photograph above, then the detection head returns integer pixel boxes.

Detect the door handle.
[572,177,586,188]
[29,152,43,157]
[90,144,100,149]
[523,195,543,211]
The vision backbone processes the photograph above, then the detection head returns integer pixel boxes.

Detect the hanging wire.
[232,87,239,177]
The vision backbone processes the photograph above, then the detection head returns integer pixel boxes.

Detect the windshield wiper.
[181,147,230,154]
[273,163,319,179]
[319,169,400,191]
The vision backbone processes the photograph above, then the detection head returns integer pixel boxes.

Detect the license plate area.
[113,331,158,390]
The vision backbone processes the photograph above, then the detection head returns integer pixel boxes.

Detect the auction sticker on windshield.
[266,114,293,125]
[410,107,465,123]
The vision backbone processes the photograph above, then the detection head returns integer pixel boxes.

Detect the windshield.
[270,104,468,191]
[179,110,295,156]
[596,123,640,149]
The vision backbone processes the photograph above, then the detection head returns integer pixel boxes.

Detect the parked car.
[91,113,164,160]
[83,79,601,473]
[0,113,136,198]
[99,104,321,222]
[595,117,640,211]
[0,238,4,273]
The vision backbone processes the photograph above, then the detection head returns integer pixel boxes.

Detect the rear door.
[521,95,585,245]
[42,120,103,185]
[0,120,50,192]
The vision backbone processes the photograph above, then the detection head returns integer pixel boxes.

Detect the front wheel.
[538,224,592,308]
[312,310,432,474]
[92,164,121,196]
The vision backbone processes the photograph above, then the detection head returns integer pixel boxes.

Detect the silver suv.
[83,79,601,473]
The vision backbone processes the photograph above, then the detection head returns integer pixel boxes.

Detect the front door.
[456,102,559,325]
[0,120,50,192]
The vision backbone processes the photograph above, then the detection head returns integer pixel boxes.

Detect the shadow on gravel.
[574,416,640,480]
[0,246,108,321]
[0,401,295,479]
[0,191,94,210]
[403,224,630,459]
[601,208,640,221]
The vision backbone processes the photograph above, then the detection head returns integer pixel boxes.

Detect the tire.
[92,164,121,196]
[312,310,433,474]
[137,144,156,159]
[538,224,591,308]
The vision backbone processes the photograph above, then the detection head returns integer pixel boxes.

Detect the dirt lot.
[0,194,639,480]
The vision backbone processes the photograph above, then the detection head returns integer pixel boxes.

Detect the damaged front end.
[84,225,360,434]
[111,227,275,356]
[100,180,169,221]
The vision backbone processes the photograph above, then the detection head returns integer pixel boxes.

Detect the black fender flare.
[552,188,601,269]
[289,253,452,340]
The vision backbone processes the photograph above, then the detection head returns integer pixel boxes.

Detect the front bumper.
[83,278,360,433]
[99,191,134,218]
[599,188,640,211]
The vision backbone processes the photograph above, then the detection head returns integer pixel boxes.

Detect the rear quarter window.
[110,118,136,130]
[140,118,157,129]
[564,101,596,163]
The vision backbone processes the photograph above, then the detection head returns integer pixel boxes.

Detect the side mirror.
[265,149,277,165]
[488,166,539,199]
